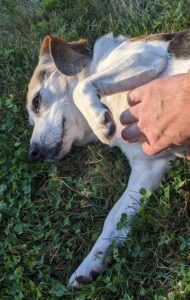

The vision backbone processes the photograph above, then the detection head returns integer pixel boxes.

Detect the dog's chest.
[97,37,190,161]
[160,58,190,77]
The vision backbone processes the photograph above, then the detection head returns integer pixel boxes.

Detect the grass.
[0,0,190,299]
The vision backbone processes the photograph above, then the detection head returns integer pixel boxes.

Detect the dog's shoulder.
[91,33,127,72]
[131,29,190,60]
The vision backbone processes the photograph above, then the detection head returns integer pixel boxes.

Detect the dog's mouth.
[44,141,65,162]
[29,117,70,162]
[29,140,66,162]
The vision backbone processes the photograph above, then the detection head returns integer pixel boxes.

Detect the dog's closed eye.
[33,93,41,113]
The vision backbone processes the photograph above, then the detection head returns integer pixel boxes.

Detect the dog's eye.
[33,94,41,112]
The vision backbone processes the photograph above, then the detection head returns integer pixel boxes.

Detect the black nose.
[29,143,44,161]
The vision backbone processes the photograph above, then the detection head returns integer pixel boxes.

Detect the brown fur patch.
[130,29,190,59]
[37,69,52,83]
[50,36,91,76]
[130,32,176,42]
[168,29,190,58]
[69,39,91,56]
[28,69,41,91]
[38,36,91,76]
[40,36,51,55]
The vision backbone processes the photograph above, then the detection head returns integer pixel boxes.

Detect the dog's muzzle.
[29,142,63,162]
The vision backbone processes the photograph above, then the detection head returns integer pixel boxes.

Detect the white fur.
[69,36,189,287]
[27,33,190,287]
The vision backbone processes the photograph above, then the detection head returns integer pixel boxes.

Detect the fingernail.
[120,110,138,125]
[121,124,145,142]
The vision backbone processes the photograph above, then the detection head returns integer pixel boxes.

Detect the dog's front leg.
[73,43,168,143]
[68,152,171,288]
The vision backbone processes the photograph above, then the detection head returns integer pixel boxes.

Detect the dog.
[27,29,190,287]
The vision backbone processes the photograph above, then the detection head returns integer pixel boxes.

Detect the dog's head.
[27,35,94,162]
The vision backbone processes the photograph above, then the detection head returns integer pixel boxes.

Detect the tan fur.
[130,32,175,42]
[40,35,51,55]
[27,63,56,109]
[27,37,91,109]
[69,39,90,55]
[28,69,41,91]
[27,66,42,101]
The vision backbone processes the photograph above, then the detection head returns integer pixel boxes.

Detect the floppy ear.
[40,35,91,76]
[69,39,90,55]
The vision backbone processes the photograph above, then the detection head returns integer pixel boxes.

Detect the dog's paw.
[68,255,105,288]
[68,269,101,289]
[73,81,116,144]
[91,108,116,144]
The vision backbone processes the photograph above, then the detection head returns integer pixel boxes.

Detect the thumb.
[142,141,166,155]
[142,135,173,155]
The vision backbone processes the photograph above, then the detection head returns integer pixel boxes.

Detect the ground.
[0,0,190,299]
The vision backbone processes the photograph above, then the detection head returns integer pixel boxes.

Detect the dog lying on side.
[27,29,190,287]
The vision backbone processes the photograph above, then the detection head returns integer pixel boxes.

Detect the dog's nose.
[29,143,44,161]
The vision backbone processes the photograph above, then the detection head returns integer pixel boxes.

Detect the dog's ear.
[40,35,91,76]
[69,39,90,56]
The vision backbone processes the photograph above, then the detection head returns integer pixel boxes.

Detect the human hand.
[120,72,190,158]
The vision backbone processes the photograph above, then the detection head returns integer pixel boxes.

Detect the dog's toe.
[68,275,92,289]
[93,109,115,144]
[69,267,103,288]
[76,275,92,284]
[104,111,116,138]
